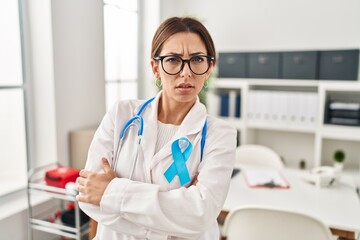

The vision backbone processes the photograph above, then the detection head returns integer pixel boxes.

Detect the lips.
[176,83,194,89]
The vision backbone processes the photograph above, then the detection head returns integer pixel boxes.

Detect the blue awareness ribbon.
[164,138,192,186]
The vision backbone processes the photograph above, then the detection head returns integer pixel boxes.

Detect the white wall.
[160,0,360,51]
[50,0,106,166]
[27,0,106,168]
[0,0,106,239]
[26,0,57,169]
[138,0,161,99]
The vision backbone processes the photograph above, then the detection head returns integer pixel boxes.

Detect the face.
[151,32,213,105]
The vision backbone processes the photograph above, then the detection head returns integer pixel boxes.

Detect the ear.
[204,61,214,80]
[150,59,160,78]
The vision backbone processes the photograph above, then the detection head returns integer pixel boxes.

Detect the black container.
[218,52,247,78]
[319,49,359,80]
[282,51,318,79]
[248,52,280,79]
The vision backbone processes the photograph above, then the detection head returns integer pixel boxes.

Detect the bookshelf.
[208,78,360,173]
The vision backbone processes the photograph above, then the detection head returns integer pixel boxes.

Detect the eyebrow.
[164,51,207,57]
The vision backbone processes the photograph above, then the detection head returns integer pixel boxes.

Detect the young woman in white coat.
[77,16,237,239]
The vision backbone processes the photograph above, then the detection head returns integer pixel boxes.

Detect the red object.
[67,202,75,210]
[45,166,80,188]
[48,209,61,222]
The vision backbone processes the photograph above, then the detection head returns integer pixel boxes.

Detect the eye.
[165,56,181,64]
[191,56,205,63]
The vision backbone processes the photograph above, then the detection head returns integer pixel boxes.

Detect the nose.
[180,61,192,77]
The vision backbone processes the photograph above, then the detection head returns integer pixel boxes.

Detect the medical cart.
[27,163,89,240]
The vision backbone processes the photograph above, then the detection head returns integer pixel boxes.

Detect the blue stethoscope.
[113,97,207,185]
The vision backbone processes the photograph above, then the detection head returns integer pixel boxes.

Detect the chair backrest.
[222,206,334,240]
[236,144,284,169]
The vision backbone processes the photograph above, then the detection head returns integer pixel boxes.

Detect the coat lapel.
[150,98,208,170]
[140,93,161,181]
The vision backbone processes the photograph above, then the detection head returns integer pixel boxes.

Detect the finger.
[101,157,112,172]
[77,185,86,194]
[79,169,91,178]
[76,194,86,203]
[190,174,199,186]
[76,177,85,186]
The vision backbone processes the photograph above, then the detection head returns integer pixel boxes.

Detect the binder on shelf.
[219,93,230,117]
[269,91,280,124]
[216,90,241,119]
[229,90,237,118]
[206,91,220,117]
[329,117,360,125]
[259,90,271,125]
[273,91,288,125]
[330,110,360,119]
[329,102,360,111]
[325,100,360,126]
[307,92,318,126]
[298,92,308,125]
[235,93,241,118]
[246,90,318,127]
[247,91,256,121]
[249,90,263,124]
[287,92,299,125]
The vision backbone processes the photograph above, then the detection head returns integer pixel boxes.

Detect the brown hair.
[151,17,216,64]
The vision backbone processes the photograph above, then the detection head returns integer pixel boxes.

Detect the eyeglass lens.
[161,56,210,75]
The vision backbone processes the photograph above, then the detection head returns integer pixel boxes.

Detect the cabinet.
[27,164,89,240]
[207,78,360,178]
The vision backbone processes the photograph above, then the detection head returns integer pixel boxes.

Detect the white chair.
[222,206,334,240]
[235,144,284,169]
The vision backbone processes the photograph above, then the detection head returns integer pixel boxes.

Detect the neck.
[157,96,196,125]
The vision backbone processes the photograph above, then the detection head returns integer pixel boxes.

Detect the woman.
[77,16,236,239]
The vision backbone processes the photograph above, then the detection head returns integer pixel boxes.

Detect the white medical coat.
[79,92,236,239]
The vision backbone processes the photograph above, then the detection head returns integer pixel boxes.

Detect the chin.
[174,94,198,104]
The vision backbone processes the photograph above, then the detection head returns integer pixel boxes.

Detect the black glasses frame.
[153,55,214,75]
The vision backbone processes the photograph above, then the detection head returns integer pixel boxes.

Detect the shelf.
[212,79,247,88]
[209,78,360,175]
[215,78,320,87]
[28,164,88,240]
[321,125,360,141]
[28,181,76,201]
[215,78,360,89]
[30,218,89,239]
[219,117,243,129]
[247,123,316,134]
[320,81,360,91]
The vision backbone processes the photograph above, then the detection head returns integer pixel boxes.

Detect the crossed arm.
[76,158,198,206]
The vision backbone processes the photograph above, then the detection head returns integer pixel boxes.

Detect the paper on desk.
[243,170,290,189]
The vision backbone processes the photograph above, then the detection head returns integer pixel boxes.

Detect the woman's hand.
[76,158,116,206]
[189,174,198,186]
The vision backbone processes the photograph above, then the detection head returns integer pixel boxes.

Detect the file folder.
[243,170,290,189]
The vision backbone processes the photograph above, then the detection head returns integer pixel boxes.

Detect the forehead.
[160,32,207,55]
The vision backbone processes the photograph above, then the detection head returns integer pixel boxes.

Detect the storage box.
[281,51,318,79]
[45,166,80,188]
[248,52,280,79]
[319,49,359,80]
[218,52,247,78]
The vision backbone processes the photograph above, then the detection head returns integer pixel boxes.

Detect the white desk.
[221,166,360,240]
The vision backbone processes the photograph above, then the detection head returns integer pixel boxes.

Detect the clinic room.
[1,0,360,239]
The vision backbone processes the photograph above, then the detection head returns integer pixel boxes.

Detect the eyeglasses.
[153,55,214,75]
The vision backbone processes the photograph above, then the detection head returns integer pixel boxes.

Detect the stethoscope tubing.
[111,97,207,181]
[112,97,155,173]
